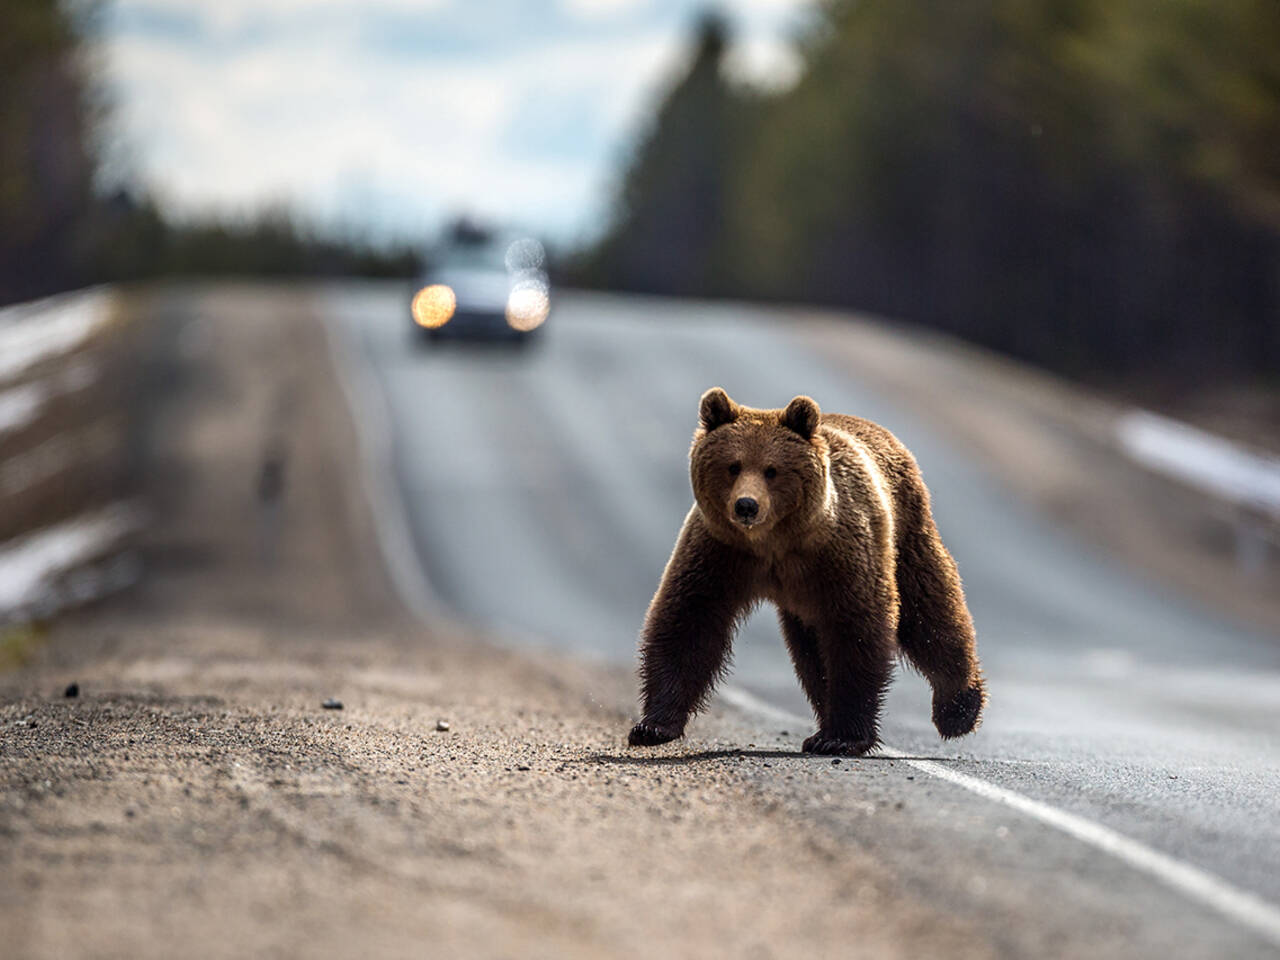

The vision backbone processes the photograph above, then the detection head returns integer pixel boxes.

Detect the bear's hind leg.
[895,525,986,739]
[779,610,826,722]
[803,610,895,756]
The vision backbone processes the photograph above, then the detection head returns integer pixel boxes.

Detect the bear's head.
[690,387,829,548]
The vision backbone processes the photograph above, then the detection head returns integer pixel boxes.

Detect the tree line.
[0,0,416,307]
[576,3,1280,386]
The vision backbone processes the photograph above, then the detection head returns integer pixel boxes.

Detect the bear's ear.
[699,387,737,431]
[782,395,820,439]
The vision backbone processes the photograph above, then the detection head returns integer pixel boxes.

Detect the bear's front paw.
[628,720,684,747]
[933,681,986,739]
[802,731,878,756]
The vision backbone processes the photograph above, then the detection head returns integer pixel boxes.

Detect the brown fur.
[628,388,986,756]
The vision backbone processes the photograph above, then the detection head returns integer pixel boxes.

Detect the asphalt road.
[326,283,1280,958]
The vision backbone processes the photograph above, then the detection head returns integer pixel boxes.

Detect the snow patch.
[0,361,102,441]
[0,383,48,437]
[1116,410,1280,516]
[0,504,140,621]
[0,288,117,385]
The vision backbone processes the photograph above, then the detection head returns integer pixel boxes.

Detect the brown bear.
[628,388,986,756]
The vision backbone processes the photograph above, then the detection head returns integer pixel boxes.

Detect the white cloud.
[722,32,802,90]
[101,0,808,240]
[558,0,650,20]
[115,0,451,39]
[102,17,683,239]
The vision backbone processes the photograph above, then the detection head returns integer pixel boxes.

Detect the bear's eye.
[728,462,741,476]
[764,466,778,480]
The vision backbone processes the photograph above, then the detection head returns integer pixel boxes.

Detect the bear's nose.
[734,497,759,521]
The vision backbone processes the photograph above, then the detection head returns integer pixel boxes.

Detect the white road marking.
[323,290,1280,952]
[321,299,444,623]
[719,685,1280,949]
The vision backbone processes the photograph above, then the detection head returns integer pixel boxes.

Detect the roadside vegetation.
[0,0,417,308]
[576,4,1280,395]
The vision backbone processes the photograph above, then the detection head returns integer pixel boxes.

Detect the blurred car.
[410,223,550,344]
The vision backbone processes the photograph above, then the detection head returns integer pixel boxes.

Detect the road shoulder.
[0,283,993,960]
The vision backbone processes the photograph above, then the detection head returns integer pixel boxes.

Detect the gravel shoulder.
[0,284,995,960]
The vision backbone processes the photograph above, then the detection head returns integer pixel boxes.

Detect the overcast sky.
[99,0,811,246]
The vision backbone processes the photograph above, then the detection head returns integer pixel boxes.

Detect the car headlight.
[506,285,550,332]
[412,284,456,328]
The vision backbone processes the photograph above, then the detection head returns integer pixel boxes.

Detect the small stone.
[831,759,842,765]
[516,764,530,771]
[435,719,450,732]
[322,698,343,710]
[64,682,79,698]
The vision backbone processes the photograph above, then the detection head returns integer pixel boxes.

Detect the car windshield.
[438,240,508,272]
[435,222,509,272]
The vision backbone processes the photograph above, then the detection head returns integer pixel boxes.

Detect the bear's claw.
[628,720,684,747]
[802,732,878,756]
[933,682,985,739]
